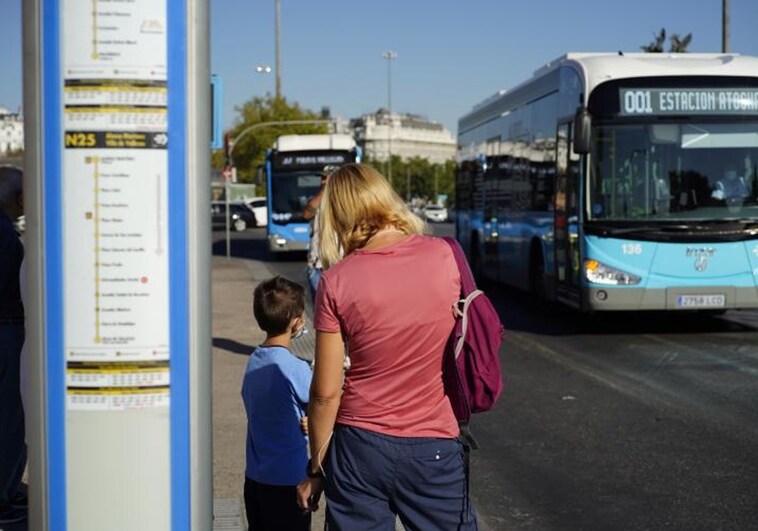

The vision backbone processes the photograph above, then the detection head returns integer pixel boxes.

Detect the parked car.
[243,196,268,227]
[423,204,448,223]
[211,201,257,231]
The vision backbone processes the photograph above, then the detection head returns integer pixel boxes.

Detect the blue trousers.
[0,323,26,504]
[324,425,478,531]
[307,267,322,303]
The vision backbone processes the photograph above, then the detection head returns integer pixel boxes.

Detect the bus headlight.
[584,259,640,285]
[269,234,287,247]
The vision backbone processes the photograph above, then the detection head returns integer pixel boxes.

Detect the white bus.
[263,134,360,253]
[457,53,758,312]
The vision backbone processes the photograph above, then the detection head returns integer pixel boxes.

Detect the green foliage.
[215,93,457,200]
[363,155,456,205]
[216,94,329,183]
[641,28,693,53]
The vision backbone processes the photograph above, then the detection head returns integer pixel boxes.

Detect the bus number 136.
[622,243,643,255]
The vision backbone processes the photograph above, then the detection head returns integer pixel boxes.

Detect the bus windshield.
[588,121,758,221]
[270,171,322,224]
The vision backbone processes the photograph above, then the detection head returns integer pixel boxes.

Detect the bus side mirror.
[573,107,591,154]
[255,165,264,186]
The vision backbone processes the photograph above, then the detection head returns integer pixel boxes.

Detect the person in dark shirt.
[0,165,26,525]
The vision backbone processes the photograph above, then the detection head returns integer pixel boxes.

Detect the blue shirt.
[241,345,312,485]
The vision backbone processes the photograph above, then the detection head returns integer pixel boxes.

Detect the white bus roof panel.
[461,53,758,130]
[275,134,356,152]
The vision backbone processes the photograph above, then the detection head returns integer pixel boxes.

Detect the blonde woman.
[296,164,478,530]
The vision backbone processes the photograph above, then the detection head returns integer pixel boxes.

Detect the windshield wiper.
[594,224,693,236]
[593,221,758,237]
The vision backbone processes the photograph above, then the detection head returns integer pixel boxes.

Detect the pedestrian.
[0,165,27,525]
[296,163,478,530]
[242,276,313,531]
[302,166,336,302]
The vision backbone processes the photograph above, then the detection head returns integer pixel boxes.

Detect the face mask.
[292,323,309,340]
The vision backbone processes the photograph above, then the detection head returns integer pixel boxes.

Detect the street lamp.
[382,50,397,188]
[255,65,272,99]
[722,0,730,53]
[275,0,282,99]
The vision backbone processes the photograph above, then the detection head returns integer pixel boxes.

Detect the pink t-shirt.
[314,234,460,438]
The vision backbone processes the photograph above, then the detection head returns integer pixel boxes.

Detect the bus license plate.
[676,294,726,308]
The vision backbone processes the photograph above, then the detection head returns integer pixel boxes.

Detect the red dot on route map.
[140,276,148,284]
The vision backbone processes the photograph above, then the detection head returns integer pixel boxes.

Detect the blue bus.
[456,53,758,312]
[264,134,360,254]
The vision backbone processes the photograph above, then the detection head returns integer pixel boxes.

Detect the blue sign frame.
[40,0,191,528]
[211,75,223,149]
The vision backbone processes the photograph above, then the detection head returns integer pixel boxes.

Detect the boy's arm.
[292,358,313,405]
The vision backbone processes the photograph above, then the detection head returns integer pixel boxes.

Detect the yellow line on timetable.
[91,0,99,59]
[92,156,102,343]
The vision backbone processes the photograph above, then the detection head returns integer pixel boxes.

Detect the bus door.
[482,157,499,278]
[554,123,581,307]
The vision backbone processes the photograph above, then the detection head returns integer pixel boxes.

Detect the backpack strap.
[442,237,478,296]
[454,289,484,359]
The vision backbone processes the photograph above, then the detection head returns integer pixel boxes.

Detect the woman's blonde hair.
[317,163,428,268]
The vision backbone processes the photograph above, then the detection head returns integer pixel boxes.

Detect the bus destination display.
[620,88,758,115]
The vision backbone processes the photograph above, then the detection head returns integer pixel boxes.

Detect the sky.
[2,0,758,134]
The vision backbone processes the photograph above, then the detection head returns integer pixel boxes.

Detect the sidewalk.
[211,255,323,531]
[212,255,411,531]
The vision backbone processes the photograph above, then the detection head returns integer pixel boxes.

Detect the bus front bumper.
[268,234,309,253]
[584,285,758,311]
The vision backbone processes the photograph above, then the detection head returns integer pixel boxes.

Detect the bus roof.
[274,134,356,152]
[460,53,758,129]
[551,52,758,94]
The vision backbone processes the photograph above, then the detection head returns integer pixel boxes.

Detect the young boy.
[242,276,312,531]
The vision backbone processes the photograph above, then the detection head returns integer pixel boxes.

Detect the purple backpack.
[442,237,505,435]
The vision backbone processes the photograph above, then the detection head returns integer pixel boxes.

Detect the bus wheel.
[529,244,546,299]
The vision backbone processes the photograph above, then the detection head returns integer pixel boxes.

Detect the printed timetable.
[62,0,170,410]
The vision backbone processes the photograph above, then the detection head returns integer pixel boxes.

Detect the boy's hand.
[300,416,308,436]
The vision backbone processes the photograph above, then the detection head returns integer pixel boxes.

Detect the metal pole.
[186,1,214,527]
[22,1,49,527]
[228,119,334,159]
[225,178,231,259]
[406,167,410,202]
[382,51,396,188]
[434,165,439,200]
[722,0,730,53]
[275,0,282,99]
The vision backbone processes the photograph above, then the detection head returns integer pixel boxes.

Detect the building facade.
[350,109,455,164]
[0,108,24,155]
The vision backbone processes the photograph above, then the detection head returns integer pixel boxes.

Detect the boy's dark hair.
[253,276,305,335]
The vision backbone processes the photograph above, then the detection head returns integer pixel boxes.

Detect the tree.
[641,28,666,53]
[213,94,328,183]
[362,155,456,204]
[641,28,693,53]
[669,33,693,53]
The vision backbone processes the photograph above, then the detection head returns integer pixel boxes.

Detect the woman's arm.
[307,330,345,469]
[296,330,344,511]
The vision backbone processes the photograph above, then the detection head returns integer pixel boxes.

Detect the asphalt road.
[213,224,758,531]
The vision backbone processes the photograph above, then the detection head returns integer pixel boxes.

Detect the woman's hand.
[299,416,308,436]
[296,477,324,512]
